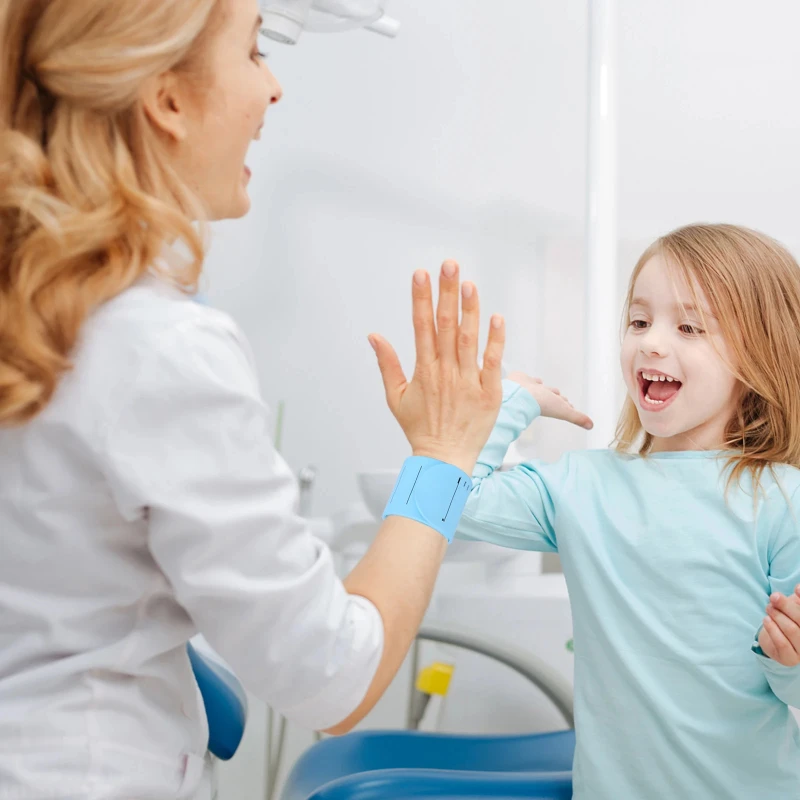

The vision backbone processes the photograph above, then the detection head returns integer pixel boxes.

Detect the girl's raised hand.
[506,371,593,431]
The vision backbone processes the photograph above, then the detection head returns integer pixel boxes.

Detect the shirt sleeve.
[102,312,383,732]
[751,485,800,708]
[455,379,565,554]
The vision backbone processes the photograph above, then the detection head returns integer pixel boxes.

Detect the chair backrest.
[187,641,248,761]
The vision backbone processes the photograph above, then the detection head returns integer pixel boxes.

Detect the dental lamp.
[259,0,399,45]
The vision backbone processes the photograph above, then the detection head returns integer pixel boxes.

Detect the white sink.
[357,469,400,521]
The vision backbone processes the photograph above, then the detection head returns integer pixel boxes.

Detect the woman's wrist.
[411,449,475,476]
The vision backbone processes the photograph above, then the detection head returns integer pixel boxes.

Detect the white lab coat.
[0,272,384,799]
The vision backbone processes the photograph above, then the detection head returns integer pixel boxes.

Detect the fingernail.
[368,336,377,352]
[764,616,771,625]
[414,270,427,286]
[771,593,781,603]
[442,261,456,278]
[462,283,474,299]
[491,314,503,329]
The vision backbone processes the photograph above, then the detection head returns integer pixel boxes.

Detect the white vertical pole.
[584,0,619,449]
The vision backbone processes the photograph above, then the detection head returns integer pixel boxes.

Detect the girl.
[0,0,506,797]
[457,224,800,799]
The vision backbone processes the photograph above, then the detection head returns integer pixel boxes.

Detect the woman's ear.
[139,72,190,143]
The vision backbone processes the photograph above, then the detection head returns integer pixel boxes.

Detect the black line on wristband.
[407,467,422,504]
[443,477,461,521]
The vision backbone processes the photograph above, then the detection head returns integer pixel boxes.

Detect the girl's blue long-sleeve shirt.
[456,381,800,799]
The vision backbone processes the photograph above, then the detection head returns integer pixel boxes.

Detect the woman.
[0,0,507,797]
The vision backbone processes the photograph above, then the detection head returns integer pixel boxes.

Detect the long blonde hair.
[0,0,222,426]
[614,224,800,488]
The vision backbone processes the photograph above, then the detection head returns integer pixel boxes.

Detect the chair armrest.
[417,624,574,727]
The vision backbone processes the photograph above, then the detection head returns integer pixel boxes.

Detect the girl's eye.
[252,49,268,62]
[679,324,704,335]
[630,320,649,330]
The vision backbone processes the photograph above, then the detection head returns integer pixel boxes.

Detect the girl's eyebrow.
[674,302,717,320]
[630,297,716,320]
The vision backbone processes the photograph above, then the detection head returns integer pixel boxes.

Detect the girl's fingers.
[769,592,800,625]
[767,604,800,652]
[563,406,594,431]
[763,616,796,665]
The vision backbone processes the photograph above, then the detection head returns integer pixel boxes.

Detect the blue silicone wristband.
[382,456,473,542]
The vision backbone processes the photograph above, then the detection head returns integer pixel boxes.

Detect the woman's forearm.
[324,514,449,734]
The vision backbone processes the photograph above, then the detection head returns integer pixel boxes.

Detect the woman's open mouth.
[637,369,682,412]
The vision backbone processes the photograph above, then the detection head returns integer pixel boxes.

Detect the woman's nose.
[266,67,283,105]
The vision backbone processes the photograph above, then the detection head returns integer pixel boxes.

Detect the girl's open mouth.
[637,370,682,412]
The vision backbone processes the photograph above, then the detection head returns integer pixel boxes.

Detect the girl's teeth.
[642,373,676,382]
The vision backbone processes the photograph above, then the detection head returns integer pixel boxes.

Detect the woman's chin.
[231,191,251,219]
[212,190,251,221]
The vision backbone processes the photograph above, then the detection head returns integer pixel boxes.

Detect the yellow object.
[415,662,454,696]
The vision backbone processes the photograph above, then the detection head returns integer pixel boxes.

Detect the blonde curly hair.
[0,0,222,425]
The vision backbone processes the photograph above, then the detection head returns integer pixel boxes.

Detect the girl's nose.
[639,326,668,358]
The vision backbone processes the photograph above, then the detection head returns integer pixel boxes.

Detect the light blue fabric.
[457,379,800,799]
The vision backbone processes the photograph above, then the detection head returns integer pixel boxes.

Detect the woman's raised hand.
[369,261,505,475]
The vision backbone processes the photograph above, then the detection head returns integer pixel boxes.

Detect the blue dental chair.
[188,639,248,762]
[189,625,575,798]
[280,625,576,800]
[281,731,574,800]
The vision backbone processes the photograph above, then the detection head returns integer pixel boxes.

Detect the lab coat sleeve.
[751,485,800,708]
[455,379,562,553]
[102,312,383,732]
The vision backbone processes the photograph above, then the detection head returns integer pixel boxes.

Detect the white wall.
[617,0,800,243]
